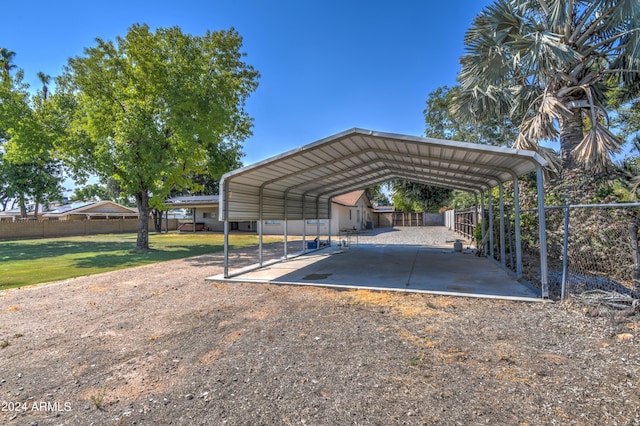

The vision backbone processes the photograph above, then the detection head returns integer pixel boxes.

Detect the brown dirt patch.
[0,246,639,425]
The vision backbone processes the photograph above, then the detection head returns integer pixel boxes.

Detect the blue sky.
[2,0,492,166]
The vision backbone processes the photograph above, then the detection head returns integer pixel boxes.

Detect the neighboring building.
[0,203,56,222]
[0,208,42,222]
[165,195,226,232]
[164,190,373,235]
[260,190,373,236]
[42,201,139,220]
[165,195,257,232]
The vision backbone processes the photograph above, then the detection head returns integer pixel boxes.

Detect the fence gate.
[392,212,423,227]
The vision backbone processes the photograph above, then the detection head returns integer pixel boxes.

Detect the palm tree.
[455,0,640,174]
[37,72,51,101]
[0,48,16,80]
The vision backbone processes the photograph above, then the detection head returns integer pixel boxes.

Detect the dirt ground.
[1,232,639,425]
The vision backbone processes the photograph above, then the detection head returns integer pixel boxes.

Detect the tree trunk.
[19,195,27,219]
[559,109,584,172]
[135,190,150,250]
[152,209,164,233]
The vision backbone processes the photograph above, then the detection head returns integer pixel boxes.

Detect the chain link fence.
[481,203,640,300]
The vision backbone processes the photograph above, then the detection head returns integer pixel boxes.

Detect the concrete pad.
[208,243,543,301]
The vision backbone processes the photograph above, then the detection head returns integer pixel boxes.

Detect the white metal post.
[223,220,229,277]
[480,192,486,255]
[283,192,288,259]
[474,193,479,232]
[488,189,494,260]
[316,197,320,244]
[327,199,332,245]
[302,194,307,253]
[222,180,229,278]
[536,165,549,298]
[514,177,523,278]
[561,206,570,300]
[259,187,264,266]
[499,184,506,266]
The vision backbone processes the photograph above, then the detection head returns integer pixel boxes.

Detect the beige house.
[0,208,41,222]
[261,190,373,236]
[42,200,139,220]
[165,190,373,236]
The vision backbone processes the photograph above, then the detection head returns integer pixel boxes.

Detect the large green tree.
[456,0,640,173]
[58,24,259,249]
[390,180,452,213]
[424,85,519,145]
[0,50,64,217]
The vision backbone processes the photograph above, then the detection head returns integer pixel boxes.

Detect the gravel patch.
[0,227,638,425]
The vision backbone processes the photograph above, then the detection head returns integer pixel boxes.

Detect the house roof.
[332,190,367,207]
[219,128,547,221]
[43,200,138,218]
[165,195,220,208]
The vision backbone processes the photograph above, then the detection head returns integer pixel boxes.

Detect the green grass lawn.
[0,233,282,290]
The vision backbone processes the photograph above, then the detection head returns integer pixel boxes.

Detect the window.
[202,212,212,219]
[265,220,281,225]
[307,219,324,224]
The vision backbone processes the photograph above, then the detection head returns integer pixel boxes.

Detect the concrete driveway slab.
[208,227,542,301]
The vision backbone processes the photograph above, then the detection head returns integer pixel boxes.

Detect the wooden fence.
[372,212,444,227]
[0,219,179,240]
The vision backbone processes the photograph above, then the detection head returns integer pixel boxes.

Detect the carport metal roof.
[219,128,547,221]
[219,128,550,297]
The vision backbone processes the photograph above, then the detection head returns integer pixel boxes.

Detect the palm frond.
[511,30,583,75]
[574,125,623,172]
[539,92,572,120]
[537,145,562,180]
[626,173,640,201]
[521,113,558,141]
[513,133,538,151]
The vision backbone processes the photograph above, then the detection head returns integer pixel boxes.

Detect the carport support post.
[316,197,320,244]
[536,165,549,298]
[223,220,229,277]
[514,177,523,278]
[327,198,332,245]
[258,188,264,266]
[474,194,479,232]
[284,193,288,259]
[480,193,486,255]
[302,194,307,253]
[499,184,506,266]
[222,180,229,278]
[513,177,522,278]
[488,189,494,260]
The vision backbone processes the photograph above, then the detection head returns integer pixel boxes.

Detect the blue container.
[307,241,318,249]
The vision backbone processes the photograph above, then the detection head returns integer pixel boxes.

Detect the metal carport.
[219,128,550,297]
